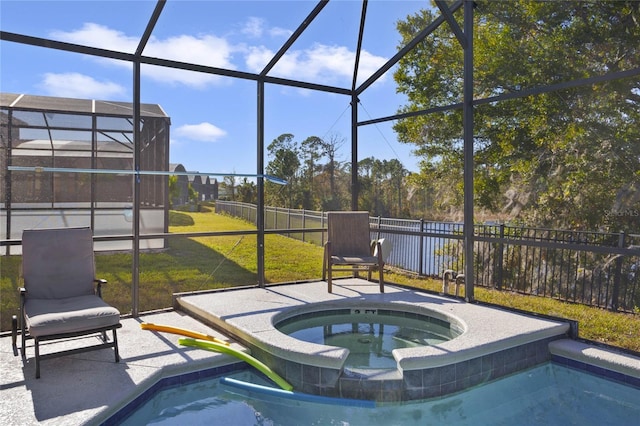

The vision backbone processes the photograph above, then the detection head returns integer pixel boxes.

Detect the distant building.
[169,163,189,206]
[169,163,218,206]
[200,175,218,201]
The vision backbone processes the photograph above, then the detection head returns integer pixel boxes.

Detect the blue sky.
[1,1,428,177]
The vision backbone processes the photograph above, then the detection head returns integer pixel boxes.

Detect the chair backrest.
[22,227,96,299]
[327,211,372,256]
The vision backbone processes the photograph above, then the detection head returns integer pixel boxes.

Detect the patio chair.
[12,227,121,378]
[322,211,385,293]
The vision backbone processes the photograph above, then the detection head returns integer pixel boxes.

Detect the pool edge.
[549,339,640,386]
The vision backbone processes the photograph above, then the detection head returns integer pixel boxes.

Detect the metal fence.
[216,201,640,313]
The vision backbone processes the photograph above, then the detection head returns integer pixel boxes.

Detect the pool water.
[276,312,454,369]
[116,363,640,425]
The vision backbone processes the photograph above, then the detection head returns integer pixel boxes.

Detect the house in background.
[169,163,218,207]
[169,163,189,206]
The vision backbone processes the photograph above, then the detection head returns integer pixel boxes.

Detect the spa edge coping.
[175,297,571,372]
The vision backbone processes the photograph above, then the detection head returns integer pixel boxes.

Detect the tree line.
[220,132,415,219]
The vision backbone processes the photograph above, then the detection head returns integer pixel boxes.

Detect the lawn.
[1,205,638,353]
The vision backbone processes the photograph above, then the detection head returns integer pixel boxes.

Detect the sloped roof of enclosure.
[1,93,169,118]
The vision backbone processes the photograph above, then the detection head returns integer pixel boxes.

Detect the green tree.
[317,133,346,210]
[237,178,257,204]
[300,136,324,209]
[394,0,640,230]
[187,183,199,209]
[358,157,409,217]
[222,175,237,201]
[383,158,409,218]
[266,133,301,208]
[168,175,179,208]
[357,157,376,213]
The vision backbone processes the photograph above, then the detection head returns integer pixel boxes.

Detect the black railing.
[216,201,640,313]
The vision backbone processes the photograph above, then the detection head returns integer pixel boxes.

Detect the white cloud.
[48,22,386,89]
[40,72,126,98]
[175,122,227,142]
[51,23,138,52]
[245,43,387,85]
[145,34,235,69]
[245,46,276,73]
[51,23,235,88]
[242,17,265,38]
[269,27,293,38]
[241,17,292,39]
[140,32,237,88]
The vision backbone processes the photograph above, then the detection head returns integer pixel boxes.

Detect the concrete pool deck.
[1,279,639,423]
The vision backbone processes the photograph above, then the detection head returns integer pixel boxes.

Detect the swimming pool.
[112,362,640,425]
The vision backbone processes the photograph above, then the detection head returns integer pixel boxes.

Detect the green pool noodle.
[178,337,293,391]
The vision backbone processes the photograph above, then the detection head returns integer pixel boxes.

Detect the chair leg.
[112,329,120,362]
[379,264,384,293]
[11,315,18,356]
[327,265,333,293]
[21,315,26,359]
[35,337,41,379]
[322,247,328,281]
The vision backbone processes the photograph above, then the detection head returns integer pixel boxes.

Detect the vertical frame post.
[132,61,141,316]
[257,80,266,287]
[351,94,359,211]
[463,0,475,301]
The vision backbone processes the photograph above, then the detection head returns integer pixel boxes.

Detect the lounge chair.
[322,211,385,293]
[12,227,121,378]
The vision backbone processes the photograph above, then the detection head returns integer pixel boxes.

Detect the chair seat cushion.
[25,295,121,337]
[331,255,379,265]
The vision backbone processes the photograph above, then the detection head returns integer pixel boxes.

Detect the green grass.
[2,205,638,353]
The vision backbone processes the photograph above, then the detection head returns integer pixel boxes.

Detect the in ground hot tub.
[275,307,461,370]
[264,302,468,401]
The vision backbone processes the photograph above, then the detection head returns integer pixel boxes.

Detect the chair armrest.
[323,241,332,274]
[94,279,107,298]
[324,241,332,256]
